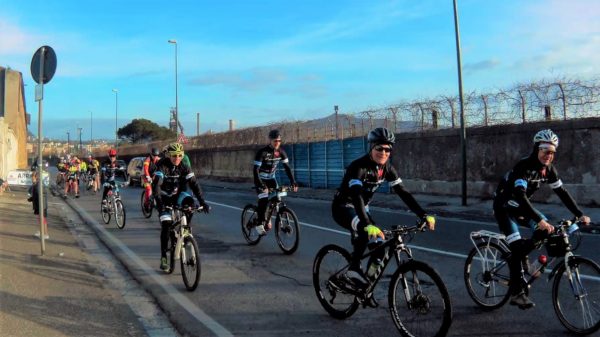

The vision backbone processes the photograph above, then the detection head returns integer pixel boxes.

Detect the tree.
[117,119,175,143]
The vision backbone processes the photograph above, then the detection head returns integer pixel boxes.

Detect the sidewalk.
[198,178,600,231]
[0,189,148,337]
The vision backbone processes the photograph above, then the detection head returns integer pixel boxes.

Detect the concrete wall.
[119,117,600,205]
[0,118,18,179]
[0,67,28,170]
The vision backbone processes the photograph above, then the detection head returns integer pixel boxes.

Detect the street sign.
[30,46,57,84]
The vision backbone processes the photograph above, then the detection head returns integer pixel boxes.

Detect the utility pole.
[334,105,339,139]
[78,127,83,154]
[196,112,200,136]
[66,131,70,154]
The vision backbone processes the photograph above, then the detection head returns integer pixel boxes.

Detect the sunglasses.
[373,146,392,153]
[109,155,116,158]
[539,149,556,156]
[170,154,183,158]
[272,139,282,143]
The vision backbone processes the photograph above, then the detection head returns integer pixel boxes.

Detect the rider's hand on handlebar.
[537,219,555,234]
[198,200,210,214]
[290,183,298,192]
[421,215,436,231]
[579,215,591,225]
[364,224,385,241]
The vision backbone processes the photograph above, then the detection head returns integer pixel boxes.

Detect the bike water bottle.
[367,237,384,279]
[530,255,548,279]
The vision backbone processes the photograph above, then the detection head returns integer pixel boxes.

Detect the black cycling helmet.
[367,127,395,147]
[151,147,160,156]
[268,129,281,140]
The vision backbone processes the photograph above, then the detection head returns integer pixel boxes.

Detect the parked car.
[116,159,128,180]
[126,157,145,186]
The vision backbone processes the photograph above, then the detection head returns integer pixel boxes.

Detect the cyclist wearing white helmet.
[493,129,591,309]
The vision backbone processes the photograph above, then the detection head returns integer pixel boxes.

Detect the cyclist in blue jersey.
[253,129,298,236]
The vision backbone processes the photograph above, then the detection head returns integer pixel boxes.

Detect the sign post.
[31,45,57,255]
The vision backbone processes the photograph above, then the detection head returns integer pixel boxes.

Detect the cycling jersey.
[88,159,100,173]
[494,154,582,225]
[333,154,426,230]
[152,157,205,210]
[101,159,119,183]
[143,155,160,178]
[253,145,295,187]
[79,161,88,172]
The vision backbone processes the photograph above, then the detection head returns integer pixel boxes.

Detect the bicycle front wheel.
[464,242,511,309]
[389,260,452,337]
[101,200,111,224]
[552,256,600,335]
[114,199,126,229]
[241,204,262,245]
[275,206,300,255]
[312,244,359,319]
[141,191,153,218]
[180,235,201,291]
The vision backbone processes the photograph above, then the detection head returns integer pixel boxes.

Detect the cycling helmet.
[367,127,395,146]
[151,147,160,156]
[167,142,184,156]
[268,129,281,140]
[108,148,117,157]
[533,129,559,148]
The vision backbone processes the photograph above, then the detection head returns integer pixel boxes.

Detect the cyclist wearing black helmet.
[252,129,298,236]
[142,147,162,211]
[153,142,210,272]
[332,127,435,295]
[493,129,591,309]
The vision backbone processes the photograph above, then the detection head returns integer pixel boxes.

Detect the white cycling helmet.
[533,129,559,148]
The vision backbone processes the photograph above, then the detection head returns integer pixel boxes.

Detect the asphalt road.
[60,177,600,337]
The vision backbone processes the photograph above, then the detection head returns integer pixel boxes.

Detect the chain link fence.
[118,78,599,154]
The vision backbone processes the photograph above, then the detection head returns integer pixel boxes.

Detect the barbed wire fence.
[118,78,600,155]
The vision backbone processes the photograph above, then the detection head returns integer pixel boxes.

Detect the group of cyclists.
[59,126,592,329]
[56,153,101,197]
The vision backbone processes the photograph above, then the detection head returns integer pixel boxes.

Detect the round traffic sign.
[31,46,57,84]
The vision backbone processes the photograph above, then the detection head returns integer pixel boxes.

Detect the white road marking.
[70,202,234,337]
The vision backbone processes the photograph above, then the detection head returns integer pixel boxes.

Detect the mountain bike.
[141,190,156,219]
[100,182,126,229]
[464,219,600,335]
[241,186,300,255]
[163,204,204,291]
[313,220,453,337]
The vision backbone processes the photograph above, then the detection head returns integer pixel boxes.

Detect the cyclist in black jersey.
[493,129,591,309]
[101,148,119,204]
[332,127,435,291]
[252,129,298,235]
[153,142,209,271]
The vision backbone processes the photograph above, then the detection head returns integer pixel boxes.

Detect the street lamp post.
[112,89,118,149]
[168,39,178,138]
[78,127,83,154]
[66,131,70,154]
[453,0,468,206]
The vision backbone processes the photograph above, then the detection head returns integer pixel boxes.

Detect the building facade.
[0,67,29,178]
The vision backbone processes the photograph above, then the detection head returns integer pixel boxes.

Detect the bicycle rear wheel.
[552,256,600,335]
[275,206,300,255]
[313,244,359,319]
[241,204,262,245]
[464,242,511,309]
[114,199,126,229]
[180,235,201,291]
[389,260,452,337]
[101,199,111,224]
[141,191,153,218]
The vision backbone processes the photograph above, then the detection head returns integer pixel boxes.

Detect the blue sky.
[1,0,598,140]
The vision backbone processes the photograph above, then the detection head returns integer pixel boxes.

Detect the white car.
[6,169,49,188]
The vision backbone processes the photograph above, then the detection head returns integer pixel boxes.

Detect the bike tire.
[241,204,262,245]
[312,244,359,319]
[389,260,453,337]
[552,256,600,335]
[180,235,201,291]
[464,241,511,310]
[275,206,300,255]
[101,199,111,224]
[114,199,126,229]
[141,191,153,218]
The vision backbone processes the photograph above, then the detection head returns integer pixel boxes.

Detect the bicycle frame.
[168,206,195,261]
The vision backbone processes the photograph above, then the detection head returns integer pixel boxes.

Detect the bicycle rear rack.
[470,230,510,259]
